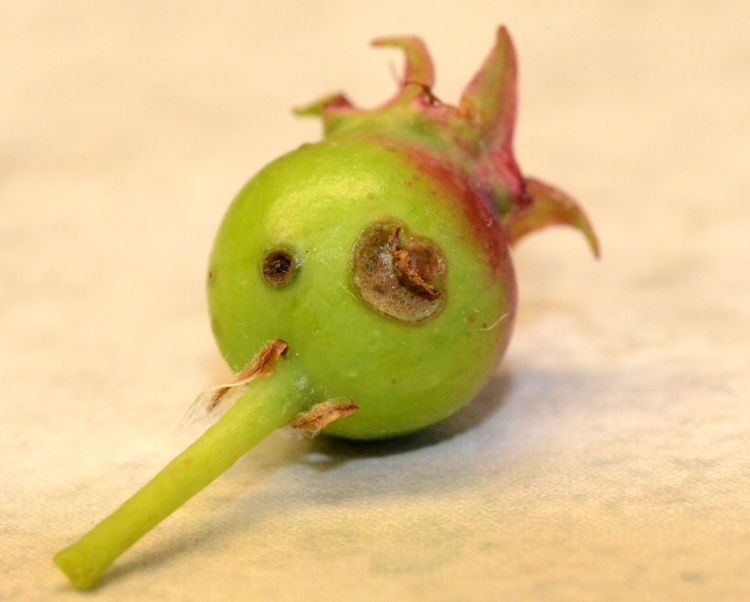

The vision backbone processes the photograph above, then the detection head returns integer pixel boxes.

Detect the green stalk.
[54,358,309,590]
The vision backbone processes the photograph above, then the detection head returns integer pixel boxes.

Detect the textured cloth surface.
[2,2,749,601]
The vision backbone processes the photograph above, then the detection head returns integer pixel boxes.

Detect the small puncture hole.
[262,250,296,287]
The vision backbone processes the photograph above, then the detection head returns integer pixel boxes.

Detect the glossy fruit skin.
[207,27,599,439]
[53,29,599,593]
[208,135,516,439]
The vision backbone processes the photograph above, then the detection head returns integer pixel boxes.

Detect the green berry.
[54,26,598,590]
[207,136,515,439]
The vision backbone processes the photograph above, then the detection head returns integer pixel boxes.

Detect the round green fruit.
[54,26,598,591]
[208,137,515,439]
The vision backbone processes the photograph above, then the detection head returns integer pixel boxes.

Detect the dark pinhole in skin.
[262,250,296,287]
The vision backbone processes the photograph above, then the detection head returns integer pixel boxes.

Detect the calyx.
[297,27,599,257]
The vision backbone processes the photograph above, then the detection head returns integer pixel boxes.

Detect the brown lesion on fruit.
[291,400,359,435]
[262,249,297,287]
[390,228,441,300]
[352,220,446,322]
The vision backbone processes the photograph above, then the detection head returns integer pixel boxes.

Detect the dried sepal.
[291,400,359,435]
[184,339,289,423]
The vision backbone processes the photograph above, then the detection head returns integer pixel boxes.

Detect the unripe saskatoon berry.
[54,26,598,590]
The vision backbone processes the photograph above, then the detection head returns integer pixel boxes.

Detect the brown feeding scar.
[351,220,446,323]
[390,227,441,300]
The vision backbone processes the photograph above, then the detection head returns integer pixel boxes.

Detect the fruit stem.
[53,357,309,590]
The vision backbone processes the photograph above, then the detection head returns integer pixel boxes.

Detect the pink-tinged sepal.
[457,27,527,215]
[459,26,518,153]
[371,36,435,96]
[294,92,357,136]
[506,177,600,257]
[295,26,598,260]
[296,36,439,135]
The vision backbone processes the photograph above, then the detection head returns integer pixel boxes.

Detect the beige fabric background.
[2,1,749,600]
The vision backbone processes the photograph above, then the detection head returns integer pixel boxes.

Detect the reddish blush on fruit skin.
[401,143,518,358]
[402,144,512,280]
